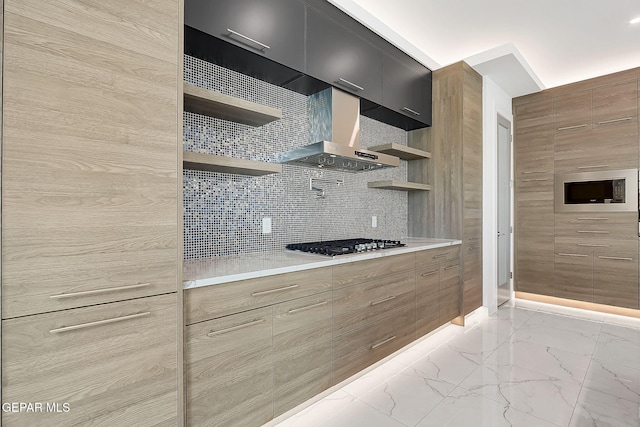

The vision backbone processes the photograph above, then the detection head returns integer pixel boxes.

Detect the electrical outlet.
[371,216,377,228]
[262,217,272,234]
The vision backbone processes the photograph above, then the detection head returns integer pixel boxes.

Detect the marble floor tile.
[415,387,558,427]
[593,338,640,371]
[491,306,536,328]
[411,342,482,386]
[458,358,582,426]
[340,359,407,398]
[524,311,602,337]
[570,387,640,427]
[359,365,456,426]
[509,322,599,356]
[442,327,506,364]
[582,358,640,403]
[598,323,640,346]
[488,339,591,386]
[392,326,462,367]
[315,400,407,427]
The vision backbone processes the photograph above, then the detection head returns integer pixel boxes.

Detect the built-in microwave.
[555,168,638,212]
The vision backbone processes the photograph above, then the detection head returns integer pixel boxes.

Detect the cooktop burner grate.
[286,238,405,256]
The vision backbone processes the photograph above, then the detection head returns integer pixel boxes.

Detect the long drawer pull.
[420,270,438,277]
[371,335,397,350]
[226,28,271,51]
[577,243,610,247]
[598,256,634,261]
[444,264,460,270]
[577,165,609,170]
[370,295,397,306]
[252,284,299,296]
[557,124,588,131]
[577,217,609,221]
[522,170,548,175]
[207,319,265,337]
[468,246,480,251]
[598,117,633,125]
[50,312,151,334]
[288,301,328,314]
[401,106,421,116]
[50,283,151,299]
[433,253,449,259]
[577,230,609,234]
[521,178,549,182]
[338,77,364,91]
[558,253,589,257]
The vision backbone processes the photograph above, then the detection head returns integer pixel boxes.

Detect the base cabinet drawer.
[333,307,415,384]
[416,265,440,337]
[416,246,460,266]
[186,307,273,427]
[440,263,461,323]
[332,253,415,289]
[273,293,332,417]
[594,254,639,309]
[1,294,177,427]
[554,252,593,302]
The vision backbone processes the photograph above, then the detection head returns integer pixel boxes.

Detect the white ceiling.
[330,0,640,97]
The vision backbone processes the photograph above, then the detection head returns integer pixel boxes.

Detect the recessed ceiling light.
[631,16,640,24]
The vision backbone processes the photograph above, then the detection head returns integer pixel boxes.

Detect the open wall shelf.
[183,82,282,126]
[367,180,431,191]
[368,143,431,160]
[183,151,282,176]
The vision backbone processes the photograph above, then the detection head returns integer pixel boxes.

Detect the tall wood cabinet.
[408,61,483,319]
[1,0,181,425]
[513,67,640,311]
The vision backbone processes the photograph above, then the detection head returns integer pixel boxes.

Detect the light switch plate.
[371,216,377,228]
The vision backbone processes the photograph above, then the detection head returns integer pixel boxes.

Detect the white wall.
[482,77,513,314]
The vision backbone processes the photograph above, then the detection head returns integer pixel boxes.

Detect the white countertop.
[183,238,462,289]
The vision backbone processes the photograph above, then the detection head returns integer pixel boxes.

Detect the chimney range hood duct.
[277,87,400,172]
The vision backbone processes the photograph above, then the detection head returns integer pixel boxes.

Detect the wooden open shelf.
[367,180,431,191]
[368,143,431,160]
[183,151,282,176]
[183,83,282,127]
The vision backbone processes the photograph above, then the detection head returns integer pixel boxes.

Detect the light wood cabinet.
[408,61,482,319]
[554,252,594,302]
[185,267,332,324]
[332,253,415,289]
[2,294,178,426]
[2,0,180,318]
[554,90,592,133]
[333,306,415,384]
[416,264,440,337]
[594,254,639,309]
[440,262,462,323]
[273,292,332,416]
[593,79,638,129]
[186,306,274,427]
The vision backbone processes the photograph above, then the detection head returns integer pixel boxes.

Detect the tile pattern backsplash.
[183,55,410,259]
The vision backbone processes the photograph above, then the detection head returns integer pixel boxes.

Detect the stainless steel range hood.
[277,87,400,172]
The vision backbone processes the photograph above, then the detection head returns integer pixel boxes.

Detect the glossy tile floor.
[273,305,640,427]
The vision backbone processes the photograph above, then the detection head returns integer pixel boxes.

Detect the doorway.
[497,115,512,306]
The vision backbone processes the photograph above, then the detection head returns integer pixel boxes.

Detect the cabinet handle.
[444,264,460,270]
[433,253,449,259]
[597,117,633,125]
[401,106,421,116]
[577,165,609,170]
[371,335,396,350]
[50,283,151,299]
[49,312,151,334]
[557,124,588,131]
[420,270,438,277]
[370,295,397,306]
[207,318,265,337]
[287,301,328,314]
[577,217,609,221]
[597,256,633,261]
[577,243,610,247]
[558,253,588,257]
[577,230,609,234]
[520,178,549,182]
[338,78,364,91]
[468,246,480,251]
[522,170,548,174]
[252,284,299,296]
[226,28,271,51]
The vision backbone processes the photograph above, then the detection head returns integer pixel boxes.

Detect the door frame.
[496,114,513,306]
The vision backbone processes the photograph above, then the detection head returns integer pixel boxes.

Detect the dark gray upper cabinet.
[306,6,383,104]
[383,53,432,125]
[185,0,305,72]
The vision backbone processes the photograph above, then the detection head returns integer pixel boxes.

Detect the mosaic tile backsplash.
[183,55,410,259]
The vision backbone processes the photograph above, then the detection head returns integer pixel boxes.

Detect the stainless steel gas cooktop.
[286,238,405,256]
